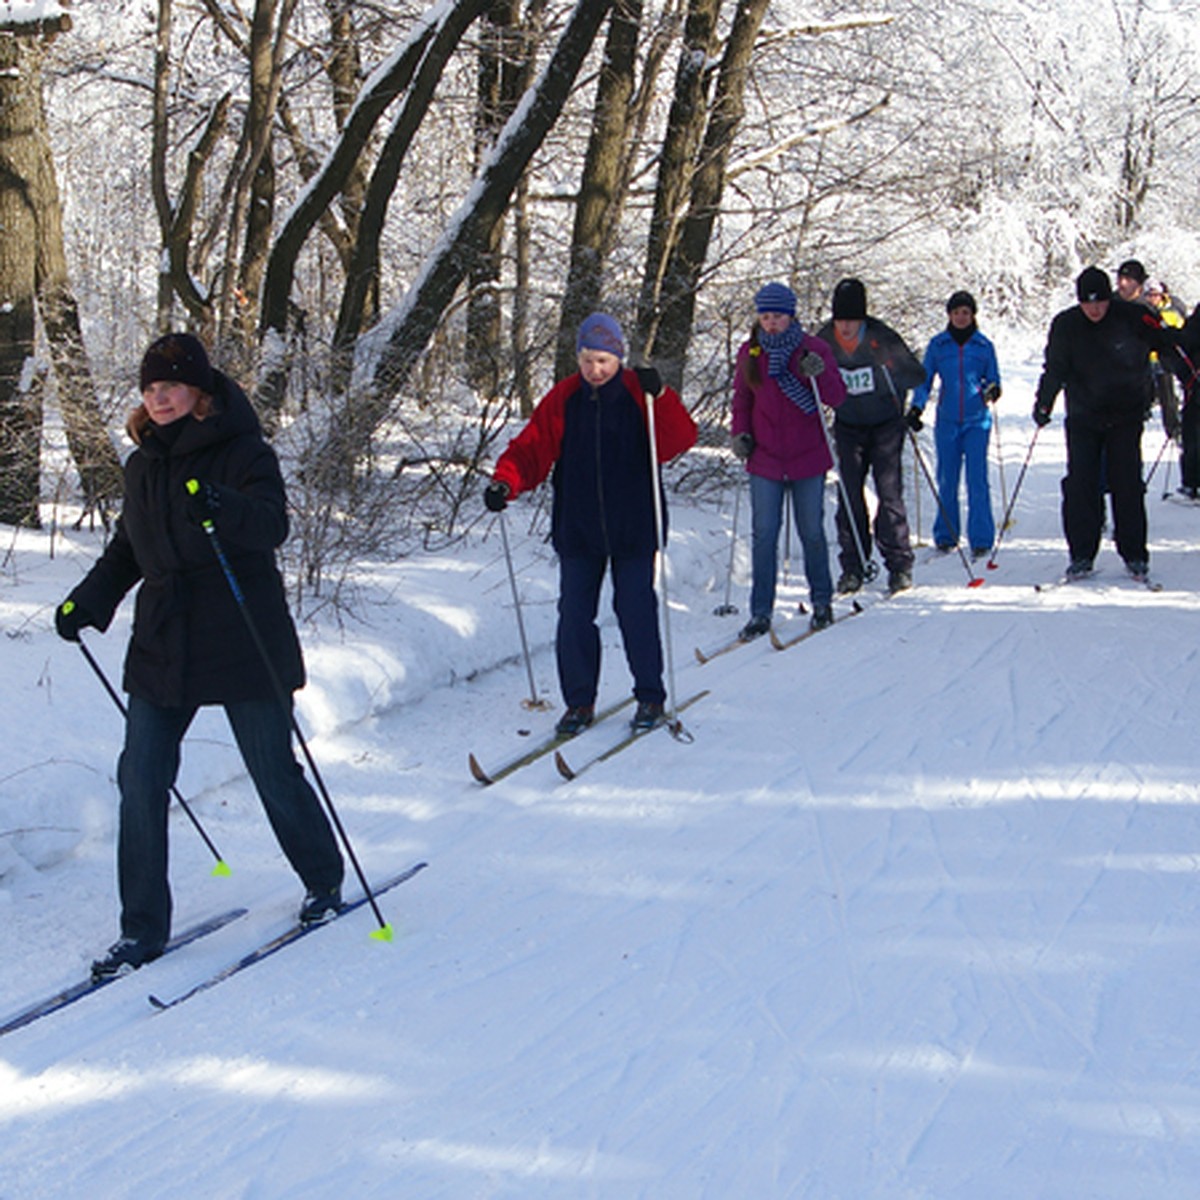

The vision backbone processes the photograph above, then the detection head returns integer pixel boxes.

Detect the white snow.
[3,355,1200,1197]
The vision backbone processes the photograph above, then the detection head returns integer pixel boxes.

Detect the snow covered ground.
[4,358,1200,1198]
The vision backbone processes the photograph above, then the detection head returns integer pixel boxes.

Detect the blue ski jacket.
[910,327,1001,430]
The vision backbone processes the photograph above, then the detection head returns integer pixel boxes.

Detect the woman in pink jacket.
[731,283,846,638]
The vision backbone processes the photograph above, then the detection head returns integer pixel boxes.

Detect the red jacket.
[493,368,696,557]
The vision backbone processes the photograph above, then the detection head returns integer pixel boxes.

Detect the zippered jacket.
[730,333,845,481]
[815,317,925,426]
[492,369,697,558]
[910,328,1001,430]
[66,371,304,709]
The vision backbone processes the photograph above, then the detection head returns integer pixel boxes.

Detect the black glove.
[55,598,94,643]
[634,366,663,397]
[184,478,221,527]
[484,481,510,513]
[905,406,924,432]
[982,381,1001,404]
[796,351,825,378]
[1032,400,1053,427]
[731,432,755,460]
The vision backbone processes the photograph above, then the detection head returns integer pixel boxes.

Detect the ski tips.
[369,923,395,943]
[554,749,577,780]
[967,577,984,588]
[211,860,232,877]
[148,994,167,1010]
[468,753,494,786]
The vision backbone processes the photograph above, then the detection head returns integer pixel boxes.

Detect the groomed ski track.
[4,414,1200,1197]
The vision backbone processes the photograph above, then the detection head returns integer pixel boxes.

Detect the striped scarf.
[759,324,816,414]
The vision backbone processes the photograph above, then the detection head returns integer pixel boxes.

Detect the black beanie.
[832,278,867,320]
[1116,259,1146,284]
[1075,266,1113,303]
[139,332,214,394]
[946,290,977,315]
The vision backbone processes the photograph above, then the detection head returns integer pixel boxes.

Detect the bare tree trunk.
[633,0,720,362]
[554,0,642,380]
[256,8,447,420]
[329,0,490,394]
[0,33,43,527]
[648,0,770,387]
[32,98,124,519]
[305,0,613,487]
[466,0,522,397]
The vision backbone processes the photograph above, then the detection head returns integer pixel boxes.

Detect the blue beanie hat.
[576,313,626,360]
[755,282,797,316]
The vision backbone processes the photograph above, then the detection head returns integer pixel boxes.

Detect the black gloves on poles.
[484,481,510,513]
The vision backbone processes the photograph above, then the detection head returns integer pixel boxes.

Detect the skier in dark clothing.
[485,313,697,736]
[816,278,925,595]
[1033,266,1187,578]
[55,333,344,980]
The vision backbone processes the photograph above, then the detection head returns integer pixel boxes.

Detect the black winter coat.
[69,371,304,708]
[1035,298,1181,424]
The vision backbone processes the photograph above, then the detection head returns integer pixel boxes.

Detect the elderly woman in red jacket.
[485,313,696,736]
[731,282,846,639]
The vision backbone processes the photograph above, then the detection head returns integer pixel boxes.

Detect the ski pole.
[905,426,981,586]
[992,403,1010,527]
[1143,429,1172,491]
[643,393,691,744]
[986,424,1042,570]
[713,478,741,616]
[71,627,231,876]
[186,481,392,941]
[496,509,551,711]
[812,374,879,583]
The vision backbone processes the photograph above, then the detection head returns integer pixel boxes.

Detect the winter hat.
[946,290,977,314]
[1116,258,1147,284]
[139,332,214,394]
[576,313,626,360]
[1076,266,1113,303]
[754,282,798,316]
[832,278,867,321]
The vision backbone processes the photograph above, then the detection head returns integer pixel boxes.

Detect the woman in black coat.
[56,333,343,979]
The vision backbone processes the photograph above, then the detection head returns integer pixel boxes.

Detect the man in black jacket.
[1033,266,1184,579]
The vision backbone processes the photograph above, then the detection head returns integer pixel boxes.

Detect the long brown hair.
[125,390,214,445]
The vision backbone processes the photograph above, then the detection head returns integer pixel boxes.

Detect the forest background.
[2,0,1199,605]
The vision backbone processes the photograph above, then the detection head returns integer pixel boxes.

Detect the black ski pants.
[1062,413,1146,565]
[833,415,913,575]
[1181,385,1200,491]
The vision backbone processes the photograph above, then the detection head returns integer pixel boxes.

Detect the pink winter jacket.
[730,333,845,481]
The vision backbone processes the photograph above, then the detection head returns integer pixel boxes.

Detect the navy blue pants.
[116,695,344,949]
[556,553,664,709]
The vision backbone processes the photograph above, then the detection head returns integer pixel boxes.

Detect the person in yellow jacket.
[1145,279,1185,443]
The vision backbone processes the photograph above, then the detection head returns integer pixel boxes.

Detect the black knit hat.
[946,290,977,314]
[1116,259,1147,284]
[1076,266,1113,303]
[832,278,867,320]
[139,332,214,394]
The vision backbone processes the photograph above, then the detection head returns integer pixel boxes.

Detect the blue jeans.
[557,553,664,708]
[748,473,833,618]
[116,695,343,948]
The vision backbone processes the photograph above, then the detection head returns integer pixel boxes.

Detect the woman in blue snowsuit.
[908,291,1002,556]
